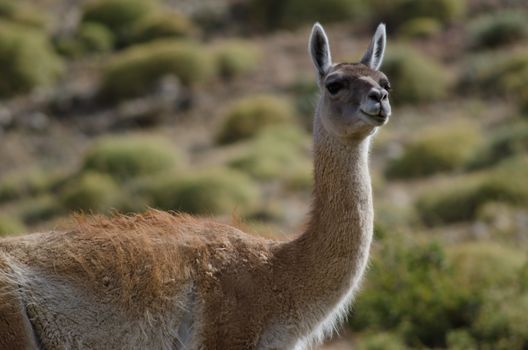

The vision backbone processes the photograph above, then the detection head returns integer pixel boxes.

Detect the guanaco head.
[309,23,391,140]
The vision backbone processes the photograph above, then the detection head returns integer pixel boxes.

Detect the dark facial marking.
[379,78,391,91]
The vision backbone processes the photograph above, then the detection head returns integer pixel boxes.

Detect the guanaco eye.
[380,80,391,92]
[326,81,344,95]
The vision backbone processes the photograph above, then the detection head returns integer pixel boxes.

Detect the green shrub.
[0,215,25,236]
[473,291,528,349]
[246,0,369,31]
[371,0,465,26]
[386,122,482,179]
[350,238,475,348]
[289,77,319,129]
[469,11,528,49]
[78,22,115,53]
[0,1,47,28]
[228,126,311,184]
[0,21,63,97]
[213,40,261,80]
[81,0,154,45]
[99,40,214,101]
[382,46,450,104]
[0,169,64,203]
[469,122,528,169]
[416,157,528,225]
[130,12,195,44]
[448,242,526,289]
[142,169,258,215]
[356,332,406,350]
[83,135,181,181]
[399,17,442,39]
[217,95,296,144]
[60,172,120,212]
[17,195,64,224]
[460,51,528,98]
[446,329,477,350]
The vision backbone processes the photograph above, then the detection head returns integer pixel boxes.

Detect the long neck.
[302,116,373,261]
[275,114,374,308]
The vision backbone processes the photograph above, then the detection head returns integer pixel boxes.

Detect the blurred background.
[0,0,527,348]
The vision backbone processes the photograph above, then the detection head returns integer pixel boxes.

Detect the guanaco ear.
[309,23,332,79]
[360,23,386,71]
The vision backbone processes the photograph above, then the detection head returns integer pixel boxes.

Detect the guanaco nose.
[367,89,388,102]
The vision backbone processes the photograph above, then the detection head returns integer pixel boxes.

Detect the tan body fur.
[0,23,391,350]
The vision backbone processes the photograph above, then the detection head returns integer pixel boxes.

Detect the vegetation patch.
[228,126,311,186]
[416,157,528,225]
[83,135,181,181]
[468,122,528,169]
[17,195,64,224]
[0,215,25,236]
[213,40,261,80]
[81,0,154,46]
[246,0,369,31]
[350,238,475,348]
[0,21,63,97]
[217,95,296,144]
[469,10,528,49]
[386,122,482,179]
[382,45,450,104]
[60,172,120,212]
[99,40,214,101]
[141,169,258,215]
[130,12,196,44]
[398,17,442,39]
[460,50,528,99]
[0,169,64,203]
[371,0,465,27]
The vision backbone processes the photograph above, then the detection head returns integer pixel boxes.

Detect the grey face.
[319,63,392,139]
[309,23,391,140]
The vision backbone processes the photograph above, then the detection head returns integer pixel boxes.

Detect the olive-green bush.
[469,10,528,49]
[228,126,311,184]
[83,135,181,181]
[0,169,64,203]
[60,172,120,212]
[350,238,475,348]
[355,332,406,350]
[217,95,296,144]
[448,242,526,288]
[416,157,528,225]
[17,195,64,224]
[351,236,528,348]
[473,292,528,349]
[399,17,442,39]
[246,0,369,31]
[446,329,477,350]
[468,122,528,169]
[386,122,482,179]
[99,40,214,101]
[382,46,450,104]
[460,51,528,98]
[81,0,153,45]
[213,40,261,80]
[371,0,465,27]
[0,215,25,236]
[0,1,47,28]
[78,22,115,53]
[142,169,258,215]
[131,12,196,44]
[289,77,319,129]
[0,21,63,97]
